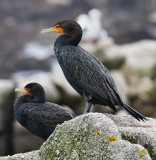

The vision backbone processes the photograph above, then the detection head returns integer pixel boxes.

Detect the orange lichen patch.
[136,147,141,151]
[96,128,103,135]
[96,128,100,135]
[139,149,148,157]
[106,136,116,142]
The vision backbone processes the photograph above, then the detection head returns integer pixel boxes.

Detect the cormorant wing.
[61,45,122,107]
[21,102,74,127]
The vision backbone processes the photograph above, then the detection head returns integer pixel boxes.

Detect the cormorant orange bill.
[41,25,62,34]
[15,88,29,94]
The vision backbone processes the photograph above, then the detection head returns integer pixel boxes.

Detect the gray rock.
[128,77,156,117]
[106,40,156,73]
[0,150,40,160]
[13,121,44,154]
[0,79,15,156]
[111,71,128,102]
[106,114,156,160]
[40,113,152,160]
[1,113,153,160]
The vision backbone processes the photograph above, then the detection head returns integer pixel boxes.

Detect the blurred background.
[0,0,156,156]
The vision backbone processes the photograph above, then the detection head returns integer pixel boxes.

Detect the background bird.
[77,9,108,43]
[41,20,147,121]
[14,82,75,140]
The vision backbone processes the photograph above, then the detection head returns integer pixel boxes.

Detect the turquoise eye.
[56,24,59,28]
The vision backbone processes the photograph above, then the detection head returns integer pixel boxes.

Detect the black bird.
[14,82,75,140]
[41,20,147,121]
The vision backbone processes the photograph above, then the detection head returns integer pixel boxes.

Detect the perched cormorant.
[14,82,75,140]
[41,20,147,121]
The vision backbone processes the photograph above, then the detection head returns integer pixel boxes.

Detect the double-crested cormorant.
[41,20,147,121]
[14,82,75,140]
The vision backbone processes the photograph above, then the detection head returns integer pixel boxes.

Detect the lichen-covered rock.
[106,114,156,160]
[40,113,151,160]
[1,113,153,160]
[0,151,40,160]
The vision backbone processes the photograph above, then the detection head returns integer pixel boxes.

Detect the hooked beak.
[41,26,62,34]
[15,88,29,94]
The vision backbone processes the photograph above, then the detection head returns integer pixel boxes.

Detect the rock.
[106,40,156,73]
[106,114,156,160]
[40,113,152,160]
[146,83,156,105]
[0,79,15,156]
[111,71,128,102]
[150,64,156,80]
[128,76,154,103]
[136,77,153,94]
[93,38,126,70]
[128,77,156,117]
[0,151,40,160]
[1,113,154,160]
[149,11,156,23]
[13,121,44,154]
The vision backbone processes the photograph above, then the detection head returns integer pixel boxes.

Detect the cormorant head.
[15,83,46,103]
[41,20,82,46]
[41,20,82,36]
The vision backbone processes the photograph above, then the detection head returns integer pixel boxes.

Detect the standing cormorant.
[41,20,147,121]
[14,82,75,140]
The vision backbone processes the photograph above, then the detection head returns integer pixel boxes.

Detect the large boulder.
[1,113,154,160]
[106,40,156,73]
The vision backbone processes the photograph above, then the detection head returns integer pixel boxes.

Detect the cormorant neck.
[19,92,45,103]
[34,92,46,103]
[55,31,82,48]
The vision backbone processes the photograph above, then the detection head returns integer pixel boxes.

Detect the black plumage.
[14,83,75,140]
[41,20,147,121]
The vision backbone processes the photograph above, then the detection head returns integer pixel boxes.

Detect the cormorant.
[41,20,147,121]
[14,82,75,140]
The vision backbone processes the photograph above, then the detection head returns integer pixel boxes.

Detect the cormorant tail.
[121,103,147,121]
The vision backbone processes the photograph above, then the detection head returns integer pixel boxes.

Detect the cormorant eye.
[56,24,59,28]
